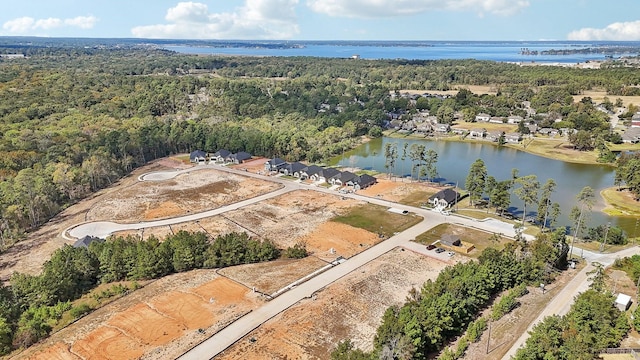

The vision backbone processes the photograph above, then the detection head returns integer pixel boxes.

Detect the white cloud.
[3,17,36,33]
[306,0,529,18]
[131,0,299,39]
[64,16,99,29]
[2,15,98,34]
[568,21,640,41]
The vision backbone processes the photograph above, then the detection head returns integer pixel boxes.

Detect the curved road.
[65,163,547,359]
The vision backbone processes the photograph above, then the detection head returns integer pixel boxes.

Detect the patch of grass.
[333,204,422,237]
[280,175,297,180]
[507,138,601,164]
[601,187,640,217]
[174,154,191,164]
[399,190,438,207]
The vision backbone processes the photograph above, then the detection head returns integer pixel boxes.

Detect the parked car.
[447,251,455,257]
[435,247,445,253]
[426,244,436,250]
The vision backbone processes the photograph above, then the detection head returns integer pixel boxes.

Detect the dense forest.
[1,46,640,249]
[1,43,639,357]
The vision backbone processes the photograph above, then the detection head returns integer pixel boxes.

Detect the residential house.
[475,113,491,122]
[73,235,104,249]
[452,128,467,135]
[190,150,207,163]
[507,115,523,124]
[505,132,521,143]
[227,151,252,164]
[331,171,357,186]
[439,234,462,247]
[486,131,503,142]
[538,128,558,137]
[434,124,451,133]
[526,124,539,134]
[210,149,231,163]
[299,165,323,179]
[389,119,403,130]
[622,127,640,143]
[280,161,307,176]
[428,188,460,209]
[265,158,287,172]
[415,122,433,134]
[489,116,504,124]
[311,167,341,183]
[468,128,487,139]
[347,174,377,190]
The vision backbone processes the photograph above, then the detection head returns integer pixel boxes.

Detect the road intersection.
[62,162,639,359]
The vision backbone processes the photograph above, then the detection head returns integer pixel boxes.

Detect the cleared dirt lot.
[216,248,449,359]
[87,169,281,222]
[357,176,442,205]
[21,271,262,360]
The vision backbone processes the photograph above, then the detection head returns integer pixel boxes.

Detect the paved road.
[65,163,534,359]
[503,245,640,359]
[178,217,442,360]
[67,163,523,240]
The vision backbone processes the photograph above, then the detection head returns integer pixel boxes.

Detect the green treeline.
[333,228,569,359]
[0,230,302,354]
[2,48,639,248]
[514,265,629,359]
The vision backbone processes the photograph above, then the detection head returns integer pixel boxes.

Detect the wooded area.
[1,47,640,248]
[1,44,640,358]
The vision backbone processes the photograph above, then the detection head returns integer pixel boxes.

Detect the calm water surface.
[331,137,638,234]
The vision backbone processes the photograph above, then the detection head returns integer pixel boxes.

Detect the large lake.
[165,40,640,63]
[331,137,638,234]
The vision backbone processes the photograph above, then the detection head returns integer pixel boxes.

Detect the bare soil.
[218,257,329,295]
[216,248,450,360]
[20,271,260,360]
[86,169,280,222]
[357,176,442,204]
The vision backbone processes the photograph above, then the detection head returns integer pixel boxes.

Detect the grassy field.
[399,190,438,207]
[333,203,422,238]
[507,138,603,164]
[413,223,512,258]
[601,187,640,217]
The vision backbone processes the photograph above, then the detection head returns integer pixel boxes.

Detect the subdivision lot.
[216,248,449,360]
[86,169,281,222]
[21,271,262,360]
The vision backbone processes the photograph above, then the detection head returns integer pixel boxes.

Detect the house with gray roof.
[347,174,377,190]
[299,165,323,179]
[311,167,341,183]
[229,152,251,164]
[210,149,231,163]
[331,171,357,186]
[280,162,307,176]
[190,150,207,163]
[265,158,287,172]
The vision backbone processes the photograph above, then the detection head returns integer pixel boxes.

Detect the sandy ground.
[20,271,261,360]
[216,248,449,359]
[358,176,441,203]
[86,169,281,222]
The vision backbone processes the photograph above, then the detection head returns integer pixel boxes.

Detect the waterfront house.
[428,188,460,209]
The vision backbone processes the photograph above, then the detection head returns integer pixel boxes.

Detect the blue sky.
[1,0,640,41]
